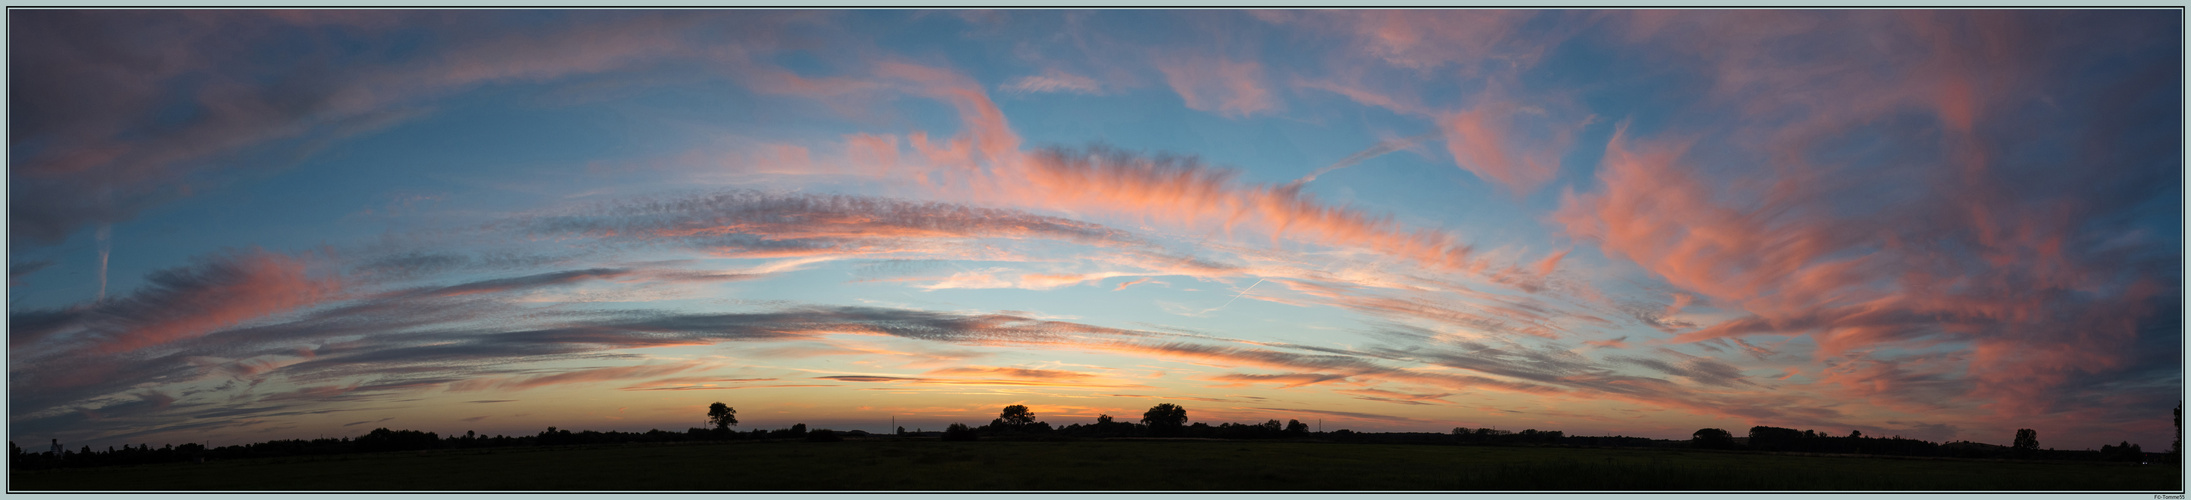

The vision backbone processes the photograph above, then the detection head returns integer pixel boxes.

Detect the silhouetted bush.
[765,423,810,439]
[2101,441,2145,462]
[943,423,979,441]
[1214,420,1285,439]
[355,428,440,453]
[1059,414,1143,438]
[1747,426,1805,451]
[806,429,842,442]
[1692,428,1736,449]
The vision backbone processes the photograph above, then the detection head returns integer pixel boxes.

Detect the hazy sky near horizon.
[7,9,2182,451]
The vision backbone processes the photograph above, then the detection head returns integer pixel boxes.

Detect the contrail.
[1284,132,1441,190]
[95,223,111,302]
[1209,278,1266,313]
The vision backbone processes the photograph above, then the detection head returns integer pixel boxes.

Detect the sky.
[6,9,2183,452]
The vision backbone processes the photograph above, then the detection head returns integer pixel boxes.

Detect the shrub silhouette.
[805,429,841,442]
[942,423,979,441]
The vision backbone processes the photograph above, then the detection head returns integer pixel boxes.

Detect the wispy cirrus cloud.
[1000,69,1106,95]
[8,10,778,244]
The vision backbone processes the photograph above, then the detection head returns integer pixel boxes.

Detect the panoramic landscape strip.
[7,8,2183,492]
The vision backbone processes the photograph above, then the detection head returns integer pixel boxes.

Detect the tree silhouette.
[1096,414,1114,425]
[706,402,738,431]
[1286,419,1310,435]
[2012,428,2038,453]
[2174,402,2181,455]
[1692,428,1735,449]
[1142,403,1188,436]
[999,405,1036,428]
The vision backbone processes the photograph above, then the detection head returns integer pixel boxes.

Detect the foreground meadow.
[12,439,2178,491]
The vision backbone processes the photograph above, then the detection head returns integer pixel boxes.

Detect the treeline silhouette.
[11,401,2176,471]
[8,422,867,472]
[1686,425,2169,463]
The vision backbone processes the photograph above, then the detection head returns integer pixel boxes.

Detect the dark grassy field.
[11,438,2181,491]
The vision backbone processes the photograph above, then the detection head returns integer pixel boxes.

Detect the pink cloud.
[843,133,903,177]
[1440,104,1564,195]
[803,62,1578,284]
[1560,117,2166,417]
[1153,54,1278,118]
[1531,249,1569,277]
[1335,387,1455,405]
[1113,277,1160,291]
[872,60,1023,168]
[94,250,342,354]
[1259,10,1543,73]
[1582,337,1630,349]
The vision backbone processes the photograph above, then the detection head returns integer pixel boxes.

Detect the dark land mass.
[11,438,2179,491]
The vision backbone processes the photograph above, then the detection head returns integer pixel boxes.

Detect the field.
[11,439,2181,491]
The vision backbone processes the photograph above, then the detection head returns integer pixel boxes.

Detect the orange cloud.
[449,362,705,392]
[1205,372,1351,389]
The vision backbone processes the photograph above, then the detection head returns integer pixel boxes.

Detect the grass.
[11,439,2180,491]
